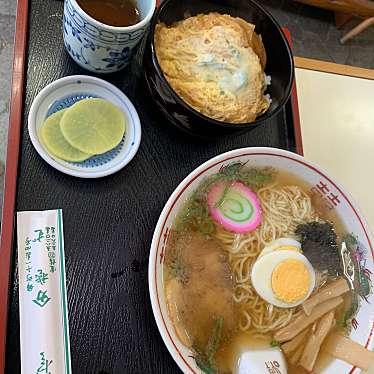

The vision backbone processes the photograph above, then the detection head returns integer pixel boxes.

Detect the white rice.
[264,74,272,104]
[265,93,272,104]
[264,74,272,86]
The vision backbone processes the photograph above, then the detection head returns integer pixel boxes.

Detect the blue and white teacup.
[63,0,156,73]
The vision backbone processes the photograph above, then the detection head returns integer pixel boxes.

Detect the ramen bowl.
[143,0,294,138]
[148,147,374,374]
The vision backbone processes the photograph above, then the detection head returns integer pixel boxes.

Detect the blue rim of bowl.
[150,0,295,129]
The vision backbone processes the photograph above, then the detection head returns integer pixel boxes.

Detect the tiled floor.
[0,0,373,216]
[263,0,374,69]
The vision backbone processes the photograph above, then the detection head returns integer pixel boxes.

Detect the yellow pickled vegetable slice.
[40,109,92,162]
[60,98,126,154]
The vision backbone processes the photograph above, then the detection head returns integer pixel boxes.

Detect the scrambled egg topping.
[155,13,270,124]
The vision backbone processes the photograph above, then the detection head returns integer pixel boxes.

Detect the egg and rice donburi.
[155,13,270,123]
[163,163,374,373]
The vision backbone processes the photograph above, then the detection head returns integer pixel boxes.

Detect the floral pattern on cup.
[102,46,137,69]
[63,0,154,73]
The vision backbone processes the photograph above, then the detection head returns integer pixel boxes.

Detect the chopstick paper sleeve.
[17,209,71,374]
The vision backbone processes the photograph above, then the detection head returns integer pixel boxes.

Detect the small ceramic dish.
[28,75,141,178]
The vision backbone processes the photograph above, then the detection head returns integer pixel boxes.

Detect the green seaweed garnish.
[195,357,216,374]
[270,339,281,348]
[168,253,187,283]
[218,163,274,190]
[343,234,358,250]
[337,292,359,333]
[194,316,224,374]
[214,184,230,209]
[206,315,224,366]
[177,193,216,235]
[177,163,274,234]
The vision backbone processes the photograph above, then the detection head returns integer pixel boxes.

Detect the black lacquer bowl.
[143,0,294,139]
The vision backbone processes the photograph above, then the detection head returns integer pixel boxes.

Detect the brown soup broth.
[77,0,140,27]
[163,166,354,373]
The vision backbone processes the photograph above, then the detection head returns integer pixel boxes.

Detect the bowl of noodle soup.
[149,147,374,374]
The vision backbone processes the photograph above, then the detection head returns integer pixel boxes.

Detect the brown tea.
[77,0,140,27]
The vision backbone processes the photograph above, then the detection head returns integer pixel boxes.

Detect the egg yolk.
[271,259,310,303]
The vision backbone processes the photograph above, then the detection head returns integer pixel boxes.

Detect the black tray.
[4,0,301,372]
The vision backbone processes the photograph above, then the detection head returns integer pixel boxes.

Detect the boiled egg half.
[251,238,315,308]
[258,237,302,258]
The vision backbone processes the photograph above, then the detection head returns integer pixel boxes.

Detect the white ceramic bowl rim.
[148,147,374,374]
[28,74,141,178]
[70,0,156,32]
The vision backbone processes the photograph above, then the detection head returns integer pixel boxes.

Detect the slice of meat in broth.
[165,233,236,352]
